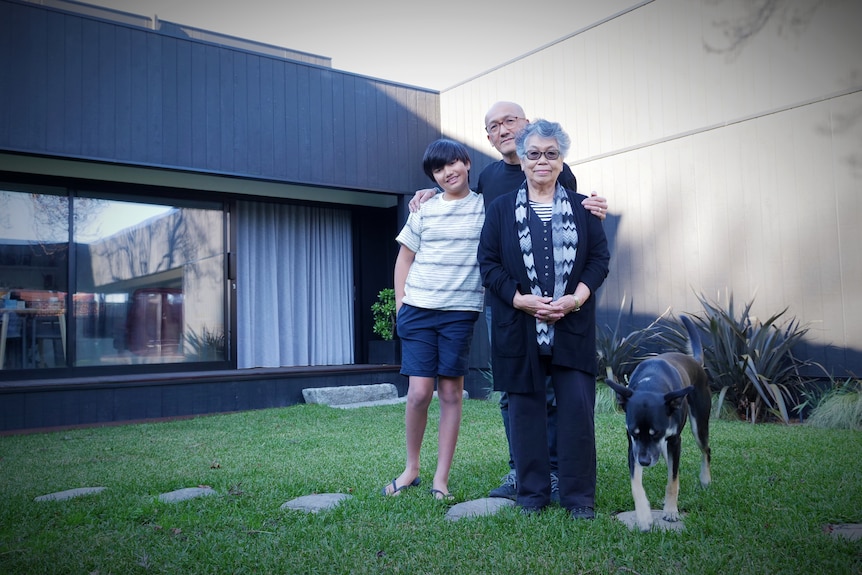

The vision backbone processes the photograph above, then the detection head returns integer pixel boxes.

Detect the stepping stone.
[281,493,352,513]
[34,487,106,502]
[824,523,862,541]
[158,486,217,503]
[614,510,686,531]
[445,497,515,521]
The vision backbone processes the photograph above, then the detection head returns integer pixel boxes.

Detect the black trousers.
[508,358,596,510]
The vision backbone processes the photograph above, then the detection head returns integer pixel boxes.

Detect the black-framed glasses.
[524,149,561,161]
[485,116,524,134]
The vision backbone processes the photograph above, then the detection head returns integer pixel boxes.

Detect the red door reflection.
[125,288,183,357]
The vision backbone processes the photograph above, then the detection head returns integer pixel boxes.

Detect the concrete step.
[302,383,468,409]
[302,383,398,406]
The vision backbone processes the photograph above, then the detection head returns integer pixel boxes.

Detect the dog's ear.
[664,386,694,414]
[604,368,632,407]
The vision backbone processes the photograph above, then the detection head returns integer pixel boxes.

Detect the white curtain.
[236,201,354,368]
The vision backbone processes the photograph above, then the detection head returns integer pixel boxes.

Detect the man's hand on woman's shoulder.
[408,188,438,213]
[582,192,608,220]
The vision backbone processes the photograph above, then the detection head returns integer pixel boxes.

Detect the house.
[1,0,860,432]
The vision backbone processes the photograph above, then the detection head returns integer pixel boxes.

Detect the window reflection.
[0,189,69,370]
[1,188,227,370]
[74,197,226,366]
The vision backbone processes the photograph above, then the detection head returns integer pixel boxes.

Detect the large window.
[0,185,227,372]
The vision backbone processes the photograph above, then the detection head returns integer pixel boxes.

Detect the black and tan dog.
[605,315,712,531]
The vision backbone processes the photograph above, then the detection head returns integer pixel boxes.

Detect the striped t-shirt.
[530,200,553,222]
[396,192,485,312]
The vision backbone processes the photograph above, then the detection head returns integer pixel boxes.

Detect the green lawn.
[1,398,860,574]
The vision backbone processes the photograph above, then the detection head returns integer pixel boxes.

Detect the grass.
[0,398,860,574]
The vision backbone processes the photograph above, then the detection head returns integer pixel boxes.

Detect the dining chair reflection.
[0,308,66,369]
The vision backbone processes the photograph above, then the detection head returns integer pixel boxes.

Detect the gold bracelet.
[573,296,581,312]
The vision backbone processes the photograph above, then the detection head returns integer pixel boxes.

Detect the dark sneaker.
[550,473,560,505]
[570,506,595,520]
[489,470,517,500]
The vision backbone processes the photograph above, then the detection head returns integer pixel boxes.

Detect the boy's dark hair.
[422,138,471,181]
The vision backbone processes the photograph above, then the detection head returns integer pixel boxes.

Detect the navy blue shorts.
[396,304,479,378]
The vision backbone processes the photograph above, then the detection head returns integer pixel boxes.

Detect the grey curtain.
[236,201,354,368]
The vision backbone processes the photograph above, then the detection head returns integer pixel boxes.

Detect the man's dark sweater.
[476,160,578,205]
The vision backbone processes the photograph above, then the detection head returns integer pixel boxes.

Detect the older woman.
[478,119,610,518]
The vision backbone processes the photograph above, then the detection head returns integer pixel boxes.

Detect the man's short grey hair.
[515,119,571,159]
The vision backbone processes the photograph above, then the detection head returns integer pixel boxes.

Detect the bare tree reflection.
[88,207,221,286]
[821,99,862,178]
[30,194,107,254]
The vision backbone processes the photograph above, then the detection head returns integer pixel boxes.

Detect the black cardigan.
[478,188,610,392]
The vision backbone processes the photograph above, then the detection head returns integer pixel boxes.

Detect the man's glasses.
[524,149,561,161]
[485,116,524,134]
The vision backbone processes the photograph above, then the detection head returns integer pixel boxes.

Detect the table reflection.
[0,294,66,370]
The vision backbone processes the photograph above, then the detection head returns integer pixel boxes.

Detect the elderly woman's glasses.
[485,116,524,134]
[525,149,561,161]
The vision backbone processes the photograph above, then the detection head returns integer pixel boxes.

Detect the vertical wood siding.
[0,0,440,194]
[441,0,862,375]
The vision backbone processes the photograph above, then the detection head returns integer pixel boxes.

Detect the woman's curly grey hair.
[515,119,571,159]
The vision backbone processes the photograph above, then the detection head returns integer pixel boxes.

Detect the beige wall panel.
[658,0,686,137]
[542,45,563,121]
[831,92,862,353]
[608,18,634,147]
[574,31,602,157]
[594,20,616,152]
[722,123,753,298]
[697,2,733,127]
[660,144,687,309]
[788,104,838,347]
[444,0,862,159]
[440,0,861,373]
[569,35,592,158]
[642,4,667,141]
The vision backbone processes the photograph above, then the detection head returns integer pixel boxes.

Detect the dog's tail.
[681,314,704,365]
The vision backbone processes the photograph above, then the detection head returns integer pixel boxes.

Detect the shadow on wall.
[591,308,859,382]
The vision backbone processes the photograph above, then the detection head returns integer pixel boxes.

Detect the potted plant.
[368,288,399,364]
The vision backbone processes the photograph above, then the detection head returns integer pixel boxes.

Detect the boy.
[381,139,484,501]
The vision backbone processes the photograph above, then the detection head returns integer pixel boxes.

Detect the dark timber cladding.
[0,0,443,433]
[0,0,440,193]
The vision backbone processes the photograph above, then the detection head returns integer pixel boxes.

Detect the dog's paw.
[699,468,712,488]
[635,510,653,531]
[662,510,681,523]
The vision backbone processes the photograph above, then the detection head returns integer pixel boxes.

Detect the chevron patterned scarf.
[515,183,578,350]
